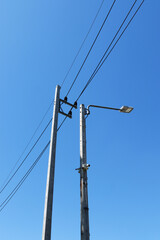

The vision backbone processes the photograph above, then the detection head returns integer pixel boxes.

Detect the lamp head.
[119,106,133,113]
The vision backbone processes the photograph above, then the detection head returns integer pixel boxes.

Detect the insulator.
[74,101,77,108]
[68,110,72,117]
[64,96,68,102]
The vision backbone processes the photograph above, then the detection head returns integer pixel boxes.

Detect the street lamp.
[78,103,133,240]
[86,104,134,115]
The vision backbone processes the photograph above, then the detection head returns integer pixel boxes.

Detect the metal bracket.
[75,164,90,173]
[59,108,72,119]
[59,97,77,119]
[84,108,90,119]
[60,97,77,109]
[82,164,90,170]
[75,168,81,173]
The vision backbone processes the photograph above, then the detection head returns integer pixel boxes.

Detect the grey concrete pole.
[80,104,90,240]
[42,85,60,240]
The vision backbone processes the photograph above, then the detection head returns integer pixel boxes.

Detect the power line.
[60,0,105,88]
[1,0,105,190]
[0,119,52,194]
[0,99,54,191]
[0,0,145,213]
[65,0,117,97]
[76,0,144,102]
[0,141,50,212]
[58,0,144,130]
[0,101,66,211]
[57,116,67,132]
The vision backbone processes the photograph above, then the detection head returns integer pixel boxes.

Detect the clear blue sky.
[0,0,160,239]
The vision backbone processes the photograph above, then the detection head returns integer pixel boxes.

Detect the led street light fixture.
[120,106,134,113]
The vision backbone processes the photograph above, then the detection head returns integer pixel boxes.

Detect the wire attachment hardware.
[59,98,77,118]
[75,164,90,173]
[60,98,77,109]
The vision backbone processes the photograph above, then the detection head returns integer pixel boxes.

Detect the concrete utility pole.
[42,85,60,240]
[80,104,90,240]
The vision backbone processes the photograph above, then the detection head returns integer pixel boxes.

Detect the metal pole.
[42,85,60,240]
[80,104,90,240]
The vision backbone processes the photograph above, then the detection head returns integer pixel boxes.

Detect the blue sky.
[0,0,160,239]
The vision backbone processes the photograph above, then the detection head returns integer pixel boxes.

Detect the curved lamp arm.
[86,105,133,115]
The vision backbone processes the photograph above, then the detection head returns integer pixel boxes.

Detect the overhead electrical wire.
[60,0,105,88]
[0,0,107,191]
[1,0,108,188]
[58,0,144,131]
[76,0,145,101]
[0,116,68,212]
[65,0,117,97]
[0,141,50,212]
[57,115,67,131]
[0,111,68,211]
[0,99,54,192]
[0,0,145,213]
[0,118,52,194]
[0,118,68,212]
[0,0,107,190]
